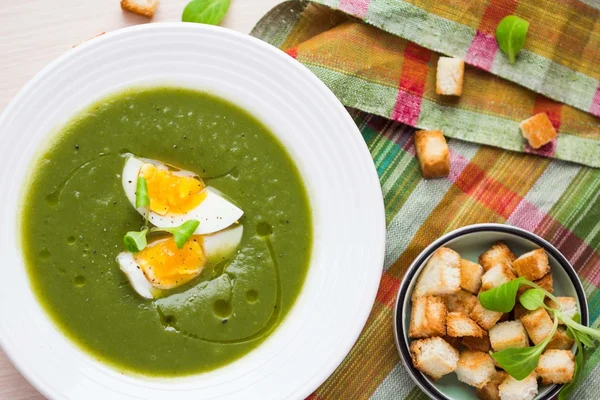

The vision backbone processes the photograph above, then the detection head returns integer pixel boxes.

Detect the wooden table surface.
[0,1,280,398]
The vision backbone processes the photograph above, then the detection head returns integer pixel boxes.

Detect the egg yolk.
[134,236,206,289]
[139,163,206,216]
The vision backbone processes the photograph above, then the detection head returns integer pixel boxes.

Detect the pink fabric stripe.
[391,91,422,126]
[507,199,547,231]
[465,31,498,72]
[447,149,471,184]
[590,84,600,117]
[338,0,371,19]
[524,139,557,158]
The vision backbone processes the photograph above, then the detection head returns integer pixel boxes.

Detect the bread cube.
[456,350,496,388]
[447,312,486,338]
[414,130,450,179]
[121,0,159,17]
[512,249,550,281]
[536,349,575,384]
[498,373,538,400]
[520,113,558,149]
[512,302,529,320]
[436,57,464,96]
[443,335,462,349]
[547,327,575,350]
[410,337,459,380]
[520,308,554,345]
[478,242,516,271]
[461,334,491,352]
[476,370,507,400]
[489,320,529,351]
[409,295,447,338]
[546,296,578,324]
[445,290,477,315]
[534,273,553,293]
[481,264,516,292]
[459,259,484,293]
[412,247,460,300]
[470,301,503,330]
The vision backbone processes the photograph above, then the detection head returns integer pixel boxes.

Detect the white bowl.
[0,23,385,400]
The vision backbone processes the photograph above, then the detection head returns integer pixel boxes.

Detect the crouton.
[462,334,491,352]
[121,0,159,17]
[436,57,464,96]
[456,350,496,388]
[443,335,462,349]
[547,327,575,350]
[460,259,484,293]
[476,370,507,400]
[512,302,528,320]
[520,113,558,149]
[412,247,460,300]
[445,290,478,315]
[546,296,578,324]
[409,296,447,338]
[536,349,575,384]
[414,130,450,179]
[489,320,529,351]
[410,337,459,380]
[512,249,550,281]
[481,264,516,292]
[478,242,516,271]
[534,273,553,293]
[498,373,538,400]
[521,308,554,345]
[470,301,503,330]
[447,312,486,338]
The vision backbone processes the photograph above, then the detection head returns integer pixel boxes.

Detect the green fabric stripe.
[556,134,600,169]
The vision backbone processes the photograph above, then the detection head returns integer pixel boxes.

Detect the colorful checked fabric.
[250,0,600,399]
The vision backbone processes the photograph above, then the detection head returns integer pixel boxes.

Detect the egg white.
[122,156,243,234]
[117,225,244,299]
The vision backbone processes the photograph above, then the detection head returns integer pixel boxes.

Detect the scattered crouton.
[436,57,464,96]
[476,370,507,400]
[414,130,451,179]
[409,296,447,338]
[521,308,554,345]
[489,320,529,351]
[462,334,491,352]
[121,0,159,17]
[478,242,516,271]
[534,273,553,293]
[547,327,575,350]
[470,301,503,330]
[512,302,528,320]
[520,113,558,149]
[459,259,484,293]
[481,264,516,292]
[512,249,550,281]
[443,335,462,349]
[536,349,575,384]
[498,373,538,400]
[456,350,496,388]
[412,247,461,300]
[410,337,459,380]
[447,312,486,338]
[546,296,578,324]
[446,290,478,315]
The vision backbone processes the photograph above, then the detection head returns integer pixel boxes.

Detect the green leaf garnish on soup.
[124,228,148,252]
[182,0,231,25]
[153,219,200,249]
[495,15,529,64]
[135,176,150,209]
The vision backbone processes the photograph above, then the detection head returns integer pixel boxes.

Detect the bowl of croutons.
[394,223,594,400]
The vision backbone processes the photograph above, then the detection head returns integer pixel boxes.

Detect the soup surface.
[21,87,312,376]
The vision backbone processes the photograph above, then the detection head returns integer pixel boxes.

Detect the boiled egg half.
[117,225,243,299]
[122,156,243,234]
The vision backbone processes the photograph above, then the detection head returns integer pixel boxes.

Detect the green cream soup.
[21,87,312,376]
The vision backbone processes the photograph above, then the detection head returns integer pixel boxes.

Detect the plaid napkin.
[251,1,600,399]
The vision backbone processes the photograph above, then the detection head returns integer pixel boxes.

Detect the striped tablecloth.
[252,1,600,399]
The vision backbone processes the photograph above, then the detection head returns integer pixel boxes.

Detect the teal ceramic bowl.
[394,223,588,400]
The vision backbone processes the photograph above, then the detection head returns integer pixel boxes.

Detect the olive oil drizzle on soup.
[21,87,312,376]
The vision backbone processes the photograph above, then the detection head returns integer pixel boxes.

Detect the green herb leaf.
[495,15,530,64]
[519,288,546,311]
[154,220,200,249]
[182,0,231,25]
[124,228,148,252]
[560,312,600,344]
[136,176,150,209]
[559,326,584,400]
[479,276,527,312]
[492,312,558,380]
